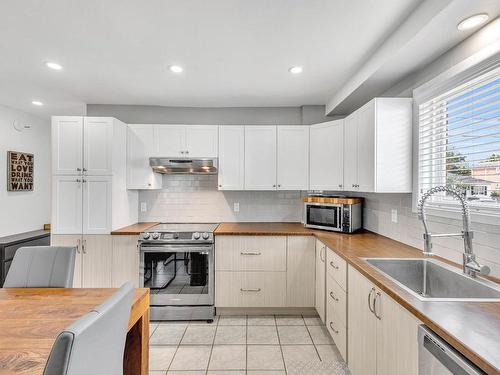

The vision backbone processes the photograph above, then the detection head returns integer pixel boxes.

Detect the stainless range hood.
[149,157,218,174]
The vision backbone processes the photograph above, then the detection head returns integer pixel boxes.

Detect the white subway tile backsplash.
[139,175,304,223]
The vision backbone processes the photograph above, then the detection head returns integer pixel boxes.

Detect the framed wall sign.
[7,151,34,191]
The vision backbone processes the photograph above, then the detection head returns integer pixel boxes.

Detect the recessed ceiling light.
[289,66,303,74]
[45,61,63,70]
[457,13,489,31]
[31,100,43,106]
[169,65,183,73]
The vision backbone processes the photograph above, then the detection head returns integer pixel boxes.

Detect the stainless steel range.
[139,223,218,322]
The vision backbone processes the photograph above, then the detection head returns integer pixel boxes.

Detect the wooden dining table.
[0,288,150,375]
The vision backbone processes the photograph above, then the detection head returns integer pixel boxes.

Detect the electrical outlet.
[140,202,147,212]
[233,202,240,212]
[391,209,398,223]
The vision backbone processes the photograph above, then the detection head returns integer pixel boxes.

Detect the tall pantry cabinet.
[51,116,138,287]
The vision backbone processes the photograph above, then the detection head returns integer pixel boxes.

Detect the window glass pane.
[418,67,500,210]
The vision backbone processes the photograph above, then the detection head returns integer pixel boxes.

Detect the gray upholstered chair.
[3,246,76,288]
[43,282,134,375]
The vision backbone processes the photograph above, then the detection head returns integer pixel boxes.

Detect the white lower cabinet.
[111,235,140,288]
[215,235,315,308]
[51,234,139,288]
[347,265,421,375]
[315,240,326,323]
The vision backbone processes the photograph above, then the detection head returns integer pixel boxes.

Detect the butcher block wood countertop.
[214,222,500,375]
[111,222,159,235]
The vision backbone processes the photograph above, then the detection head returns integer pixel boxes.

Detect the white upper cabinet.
[343,98,412,193]
[186,125,218,157]
[154,125,218,157]
[82,175,112,234]
[218,126,245,190]
[52,176,83,234]
[310,120,344,191]
[52,117,83,175]
[52,116,137,235]
[244,126,277,190]
[127,124,162,190]
[277,126,309,190]
[155,125,186,157]
[83,117,113,175]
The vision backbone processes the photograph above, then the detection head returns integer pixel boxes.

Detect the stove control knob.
[142,232,150,240]
[202,232,210,240]
[193,232,201,240]
[152,232,160,240]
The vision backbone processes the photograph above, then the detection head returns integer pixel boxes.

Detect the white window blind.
[418,65,500,211]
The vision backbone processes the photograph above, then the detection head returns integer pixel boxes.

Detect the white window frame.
[412,49,500,225]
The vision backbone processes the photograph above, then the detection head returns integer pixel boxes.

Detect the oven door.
[140,244,214,307]
[305,203,343,231]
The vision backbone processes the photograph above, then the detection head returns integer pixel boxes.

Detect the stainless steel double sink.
[363,258,500,302]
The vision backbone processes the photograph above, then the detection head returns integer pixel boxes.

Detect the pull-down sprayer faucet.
[417,186,490,278]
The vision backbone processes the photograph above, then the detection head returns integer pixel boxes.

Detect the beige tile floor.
[149,315,348,375]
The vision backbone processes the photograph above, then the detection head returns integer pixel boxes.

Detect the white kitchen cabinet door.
[127,125,162,189]
[82,176,112,234]
[155,125,186,156]
[218,126,245,190]
[277,126,309,190]
[186,125,218,157]
[51,234,83,287]
[52,116,83,175]
[52,176,83,234]
[356,101,375,192]
[315,240,326,323]
[112,235,140,287]
[81,235,113,288]
[244,126,277,190]
[343,114,358,191]
[348,266,377,375]
[83,117,113,175]
[310,120,344,191]
[376,290,420,375]
[286,236,315,307]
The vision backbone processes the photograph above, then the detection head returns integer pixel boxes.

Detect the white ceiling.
[0,0,422,118]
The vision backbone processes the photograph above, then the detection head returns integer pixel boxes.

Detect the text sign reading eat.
[7,151,34,191]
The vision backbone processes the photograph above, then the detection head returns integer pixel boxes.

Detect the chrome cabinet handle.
[82,239,87,254]
[278,184,281,187]
[368,287,375,314]
[76,239,81,254]
[338,184,342,188]
[185,150,189,154]
[218,184,222,188]
[82,168,87,172]
[373,292,382,320]
[76,179,81,182]
[76,167,81,172]
[240,288,261,292]
[82,179,87,183]
[273,184,276,188]
[320,246,325,262]
[241,252,261,255]
[329,322,339,334]
[330,261,339,270]
[329,291,339,302]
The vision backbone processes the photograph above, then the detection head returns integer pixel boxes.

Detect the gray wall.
[86,104,334,125]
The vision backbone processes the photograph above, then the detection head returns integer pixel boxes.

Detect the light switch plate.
[233,202,240,212]
[140,202,147,212]
[391,209,398,223]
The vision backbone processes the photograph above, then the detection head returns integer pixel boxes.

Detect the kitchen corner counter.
[214,222,500,375]
[111,222,159,235]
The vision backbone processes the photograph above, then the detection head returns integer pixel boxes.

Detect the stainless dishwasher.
[418,325,485,374]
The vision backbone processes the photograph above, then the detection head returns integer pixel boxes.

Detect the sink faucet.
[417,186,490,278]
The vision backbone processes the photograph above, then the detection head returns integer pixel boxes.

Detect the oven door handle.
[140,244,213,252]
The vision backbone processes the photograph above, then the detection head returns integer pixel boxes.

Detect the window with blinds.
[418,66,500,211]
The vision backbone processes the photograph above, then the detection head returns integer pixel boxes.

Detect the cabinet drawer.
[326,249,347,291]
[326,300,347,361]
[326,273,347,326]
[216,236,286,271]
[215,271,286,307]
